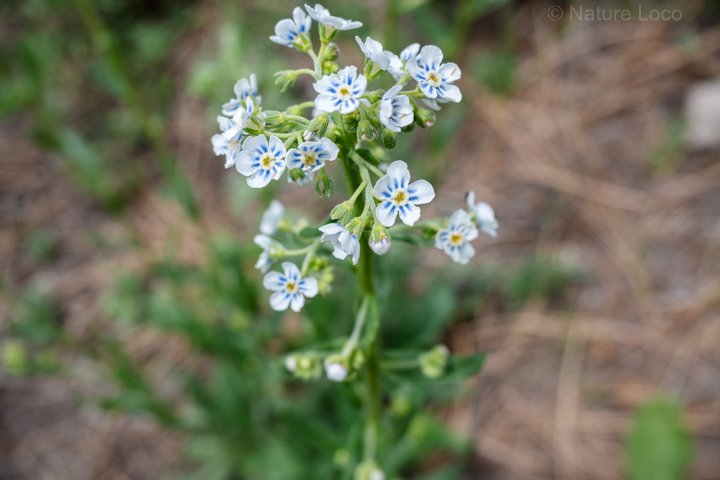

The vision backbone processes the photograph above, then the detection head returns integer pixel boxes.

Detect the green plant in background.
[626,397,694,480]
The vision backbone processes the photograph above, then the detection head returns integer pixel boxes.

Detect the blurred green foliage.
[626,397,694,480]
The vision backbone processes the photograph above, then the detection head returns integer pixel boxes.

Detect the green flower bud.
[307,112,330,138]
[381,128,397,149]
[322,60,339,75]
[285,354,322,381]
[414,105,436,128]
[274,69,300,92]
[330,201,354,225]
[354,461,385,480]
[291,32,312,53]
[325,43,340,61]
[418,345,449,379]
[345,217,367,238]
[314,169,333,197]
[357,116,378,142]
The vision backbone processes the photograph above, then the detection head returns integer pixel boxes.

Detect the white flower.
[222,74,261,117]
[319,223,360,265]
[466,191,498,237]
[263,262,318,312]
[286,137,339,173]
[400,43,420,62]
[305,4,362,30]
[373,160,435,227]
[435,209,478,264]
[259,200,285,235]
[369,223,391,255]
[235,135,287,188]
[356,36,405,79]
[270,7,312,47]
[254,234,284,273]
[324,361,348,382]
[369,469,385,480]
[407,45,461,103]
[285,356,297,372]
[313,66,367,114]
[422,98,441,111]
[211,115,244,168]
[379,85,413,133]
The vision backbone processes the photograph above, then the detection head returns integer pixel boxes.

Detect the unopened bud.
[418,345,449,379]
[314,169,333,197]
[369,222,391,255]
[381,128,397,149]
[273,69,299,92]
[307,112,329,138]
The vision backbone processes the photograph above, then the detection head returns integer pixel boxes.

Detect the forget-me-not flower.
[373,160,435,227]
[270,7,312,48]
[259,200,285,235]
[263,262,318,312]
[319,223,360,265]
[305,4,362,30]
[400,43,420,62]
[211,115,244,168]
[287,137,339,173]
[313,66,367,114]
[355,36,403,78]
[407,45,462,103]
[254,234,284,273]
[435,209,478,264]
[466,191,498,237]
[223,74,261,118]
[235,134,287,188]
[379,85,413,132]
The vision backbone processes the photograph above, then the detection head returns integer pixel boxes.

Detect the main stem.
[342,154,381,463]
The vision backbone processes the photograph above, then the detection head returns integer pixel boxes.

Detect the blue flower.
[222,74,261,118]
[270,7,312,48]
[305,4,362,30]
[435,209,478,264]
[373,160,435,227]
[286,137,339,173]
[264,262,318,312]
[407,45,461,103]
[235,135,287,188]
[379,85,413,132]
[466,191,498,237]
[211,115,244,168]
[313,66,367,114]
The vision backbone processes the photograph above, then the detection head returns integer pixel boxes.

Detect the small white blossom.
[373,160,435,227]
[285,355,297,372]
[369,469,385,480]
[355,36,403,78]
[435,209,478,264]
[400,43,420,62]
[222,74,261,118]
[379,85,413,133]
[263,262,318,312]
[305,4,362,30]
[407,45,461,103]
[287,137,339,173]
[313,66,367,114]
[369,234,391,256]
[270,7,312,47]
[324,361,348,382]
[466,191,498,237]
[259,200,285,235]
[235,135,287,188]
[319,223,360,265]
[211,115,244,168]
[254,234,284,273]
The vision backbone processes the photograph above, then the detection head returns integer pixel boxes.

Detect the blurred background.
[2,0,720,479]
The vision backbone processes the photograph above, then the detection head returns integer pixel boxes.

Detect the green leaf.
[626,397,693,480]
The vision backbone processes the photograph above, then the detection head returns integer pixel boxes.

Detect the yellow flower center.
[338,86,350,97]
[450,233,464,246]
[428,72,440,85]
[285,281,298,293]
[392,190,407,204]
[261,154,273,168]
[302,153,316,167]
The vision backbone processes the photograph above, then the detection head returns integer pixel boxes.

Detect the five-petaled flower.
[314,66,367,114]
[379,85,413,133]
[264,262,318,312]
[373,160,435,227]
[435,209,478,264]
[236,135,287,188]
[407,45,462,104]
[287,137,339,173]
[211,115,245,168]
[305,4,362,30]
[223,74,261,118]
[270,7,312,48]
[319,223,360,265]
[355,36,403,78]
[466,191,498,237]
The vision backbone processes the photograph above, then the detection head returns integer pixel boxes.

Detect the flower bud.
[285,354,322,380]
[324,43,340,62]
[381,128,397,149]
[324,355,349,382]
[330,201,354,225]
[418,345,449,379]
[354,461,385,480]
[369,222,391,255]
[307,112,329,138]
[357,116,378,142]
[414,105,436,128]
[291,32,312,53]
[273,70,300,92]
[314,169,333,197]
